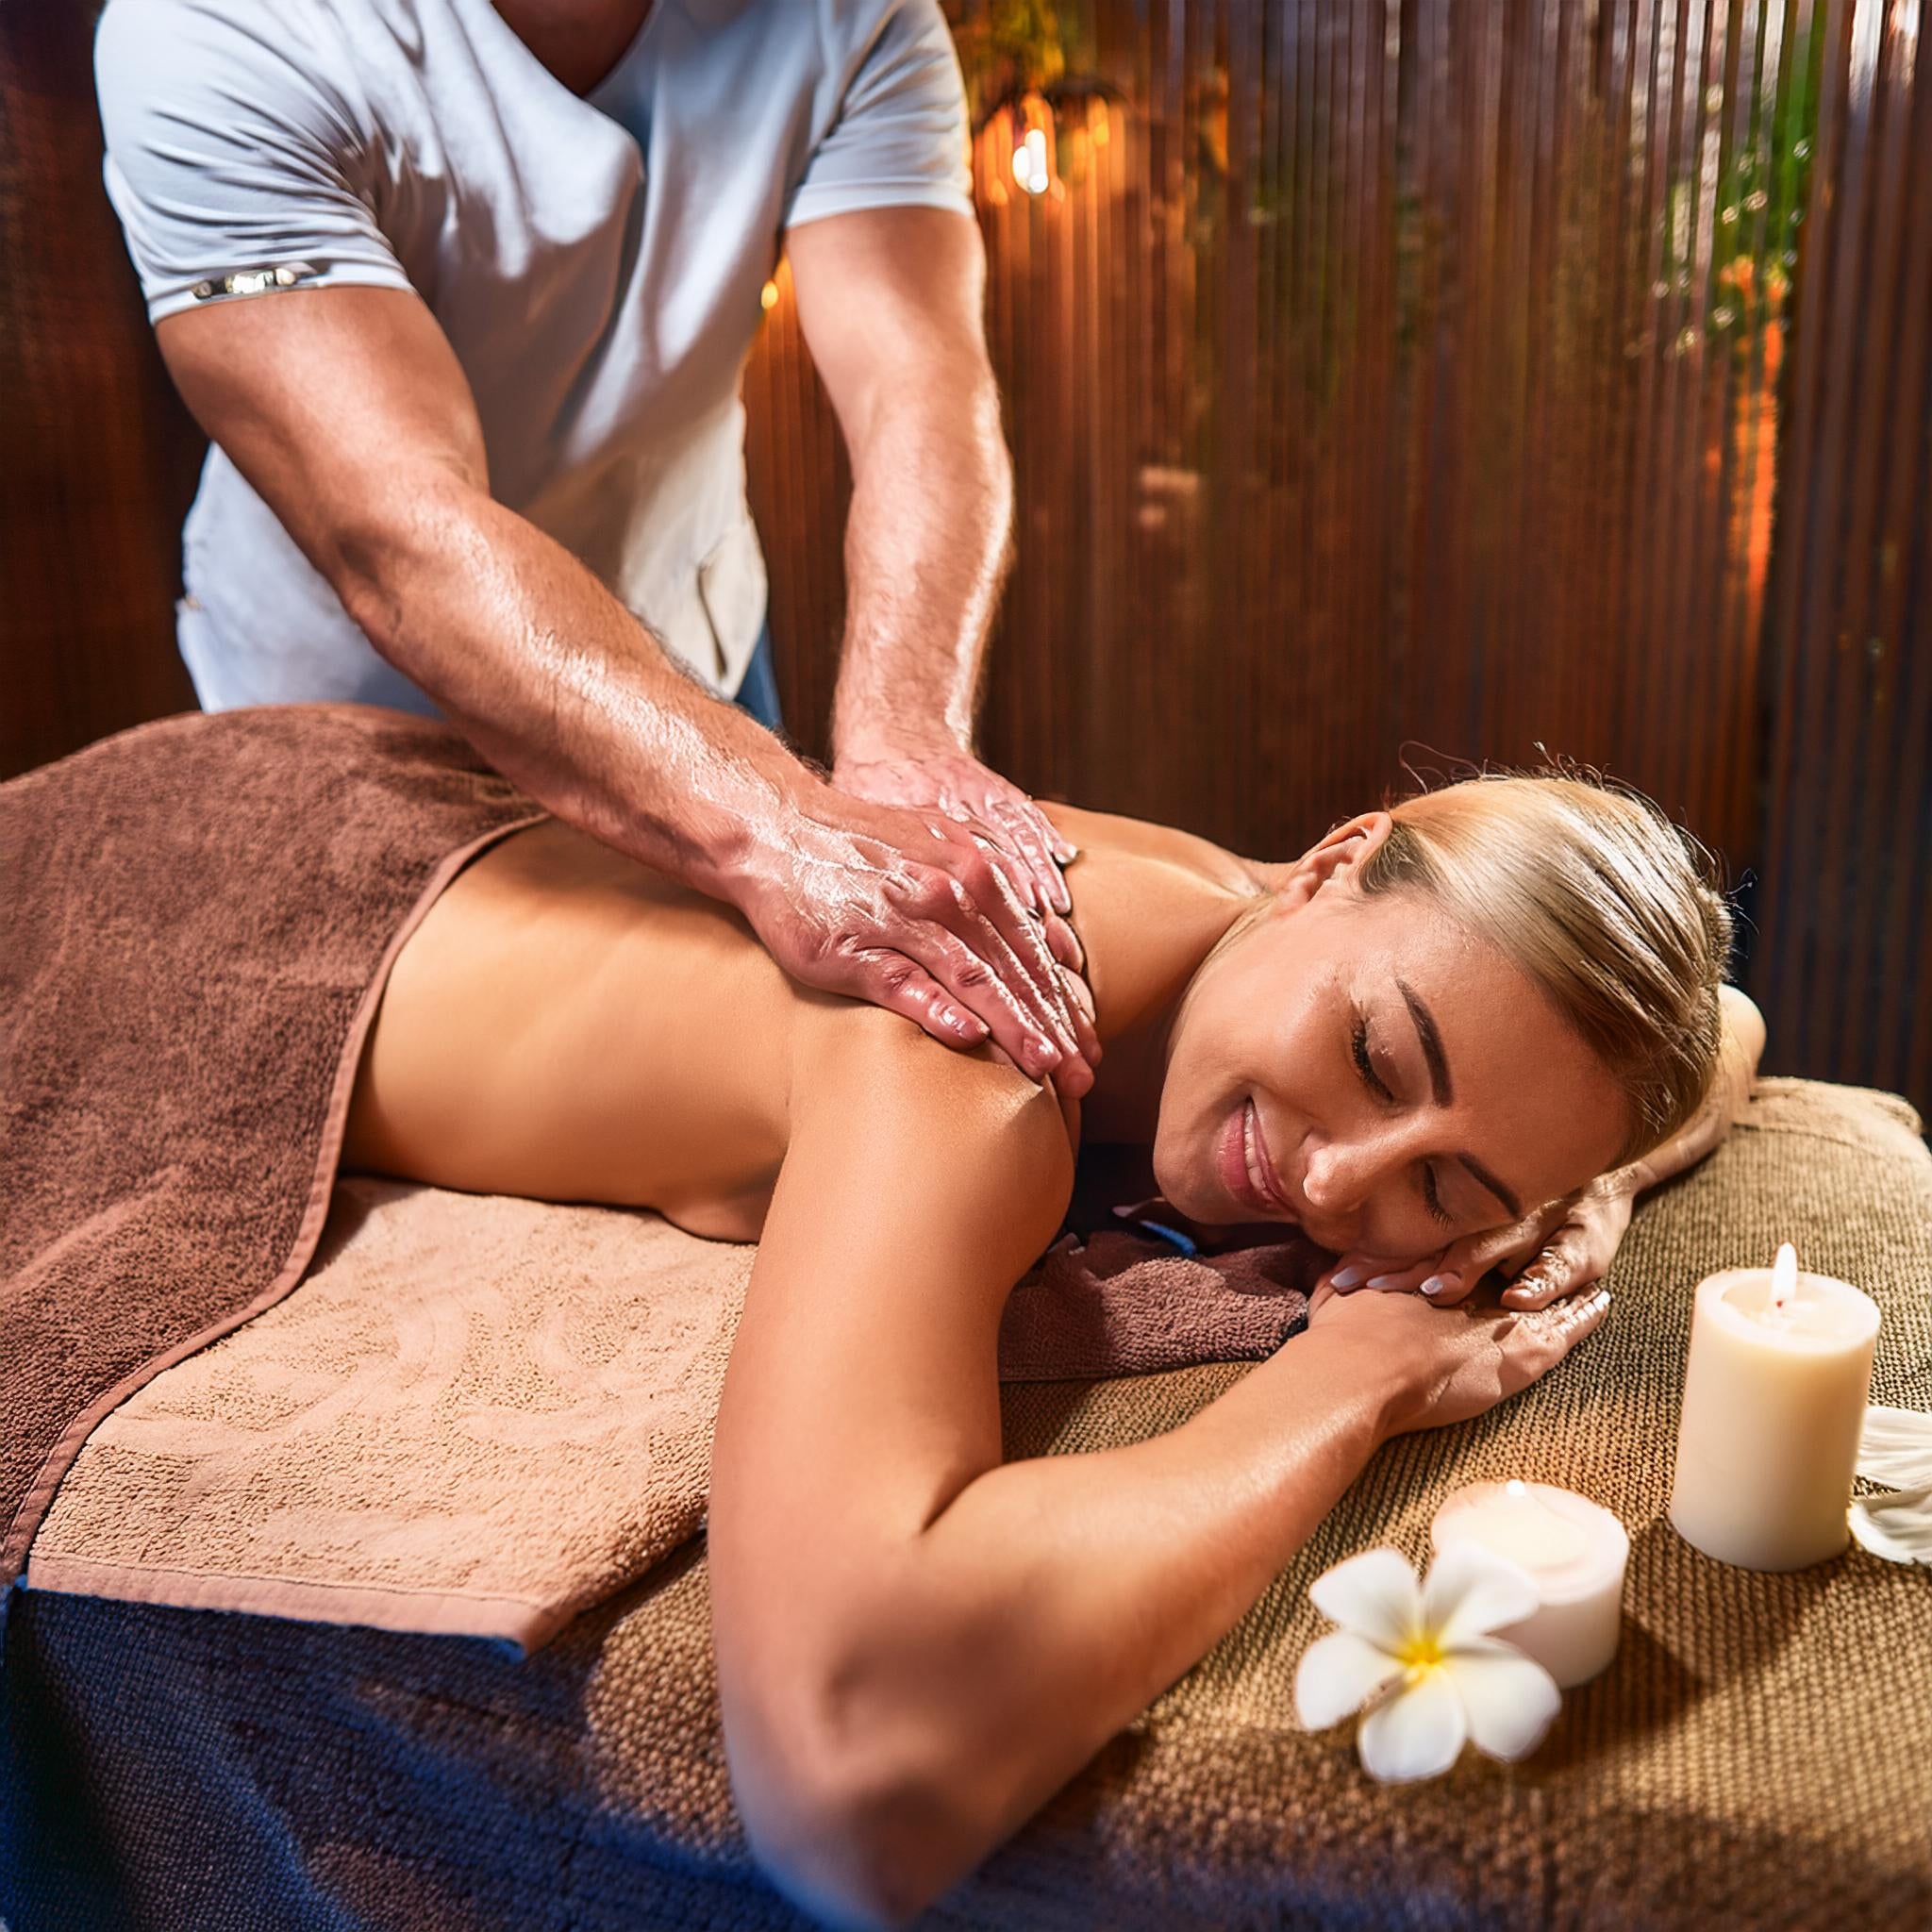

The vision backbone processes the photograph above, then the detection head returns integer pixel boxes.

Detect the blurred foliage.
[945,0,1067,125]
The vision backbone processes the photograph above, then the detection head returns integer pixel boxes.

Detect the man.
[93,0,1096,1091]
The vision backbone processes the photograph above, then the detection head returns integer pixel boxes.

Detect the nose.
[1302,1128,1417,1224]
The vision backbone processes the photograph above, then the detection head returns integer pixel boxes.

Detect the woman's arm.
[1620,984,1766,1194]
[707,1010,1409,1929]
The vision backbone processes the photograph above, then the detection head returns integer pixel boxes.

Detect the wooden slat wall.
[2,1,1924,1115]
[745,0,1930,1115]
[0,2,201,778]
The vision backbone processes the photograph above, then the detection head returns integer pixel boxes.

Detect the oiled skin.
[343,802,1245,1238]
[338,805,1672,1928]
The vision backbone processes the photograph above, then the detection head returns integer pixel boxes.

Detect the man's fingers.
[1041,909,1085,973]
[970,824,1041,914]
[880,915,1079,1090]
[992,799,1073,916]
[856,955,991,1051]
[912,854,1088,1068]
[1058,964,1103,1074]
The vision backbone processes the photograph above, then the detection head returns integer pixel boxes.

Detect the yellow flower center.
[1396,1633,1447,1678]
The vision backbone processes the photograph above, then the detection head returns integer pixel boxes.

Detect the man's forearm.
[334,476,809,902]
[829,363,1014,762]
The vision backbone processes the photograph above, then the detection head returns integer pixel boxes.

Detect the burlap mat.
[6,1076,1928,1929]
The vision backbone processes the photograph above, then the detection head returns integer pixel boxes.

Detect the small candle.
[1669,1242,1881,1570]
[1428,1479,1630,1688]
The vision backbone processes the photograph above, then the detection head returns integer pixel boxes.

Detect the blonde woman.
[337,740,1760,1927]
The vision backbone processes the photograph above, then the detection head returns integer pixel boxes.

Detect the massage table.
[5,1075,1929,1931]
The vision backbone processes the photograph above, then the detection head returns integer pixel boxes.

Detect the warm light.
[1772,1241,1798,1307]
[759,279,778,312]
[1012,125,1049,195]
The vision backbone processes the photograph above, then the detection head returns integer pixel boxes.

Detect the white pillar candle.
[1668,1242,1881,1571]
[1428,1479,1630,1688]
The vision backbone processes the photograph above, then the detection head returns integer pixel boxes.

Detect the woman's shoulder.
[1038,804,1265,1036]
[1041,801,1268,897]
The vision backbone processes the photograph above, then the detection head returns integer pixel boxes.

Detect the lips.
[1245,1101,1296,1216]
[1217,1098,1296,1219]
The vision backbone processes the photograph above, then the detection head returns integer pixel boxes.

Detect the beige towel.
[28,1180,1315,1651]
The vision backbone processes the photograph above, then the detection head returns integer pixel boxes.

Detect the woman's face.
[1153,814,1633,1260]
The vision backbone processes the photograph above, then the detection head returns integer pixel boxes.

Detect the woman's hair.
[1354,764,1735,1171]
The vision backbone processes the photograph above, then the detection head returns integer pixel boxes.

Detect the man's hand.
[834,742,1076,918]
[148,285,1099,1087]
[730,773,1099,1094]
[1314,1174,1641,1309]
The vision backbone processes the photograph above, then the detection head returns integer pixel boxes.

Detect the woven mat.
[6,1076,1929,1930]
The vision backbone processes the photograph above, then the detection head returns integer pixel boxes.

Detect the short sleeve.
[784,0,974,231]
[93,0,414,325]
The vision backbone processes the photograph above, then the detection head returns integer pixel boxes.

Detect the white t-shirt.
[94,0,974,711]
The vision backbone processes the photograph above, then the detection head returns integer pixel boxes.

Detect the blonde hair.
[1354,766,1734,1170]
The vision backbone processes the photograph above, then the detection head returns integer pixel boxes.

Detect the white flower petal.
[1422,1538,1542,1647]
[1848,1485,1932,1564]
[1308,1546,1423,1650]
[1294,1629,1405,1731]
[1857,1406,1932,1491]
[1357,1667,1468,1783]
[1441,1636,1564,1761]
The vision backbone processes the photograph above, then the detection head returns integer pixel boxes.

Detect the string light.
[1012,125,1049,195]
[759,278,779,312]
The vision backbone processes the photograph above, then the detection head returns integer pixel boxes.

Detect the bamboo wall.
[748,0,1930,1114]
[3,0,1926,1114]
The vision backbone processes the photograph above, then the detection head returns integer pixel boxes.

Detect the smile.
[1219,1098,1295,1218]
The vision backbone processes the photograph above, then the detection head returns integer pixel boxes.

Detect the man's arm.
[787,206,1075,918]
[152,284,1093,1088]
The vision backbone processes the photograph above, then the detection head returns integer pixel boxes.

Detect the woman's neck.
[1065,836,1261,1144]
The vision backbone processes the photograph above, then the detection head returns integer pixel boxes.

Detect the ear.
[1269,811,1395,910]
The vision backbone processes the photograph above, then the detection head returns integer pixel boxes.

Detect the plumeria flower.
[1849,1404,1932,1565]
[1294,1542,1562,1782]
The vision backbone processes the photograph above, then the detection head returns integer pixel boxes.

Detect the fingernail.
[1367,1274,1403,1291]
[1331,1265,1367,1289]
[1422,1272,1461,1299]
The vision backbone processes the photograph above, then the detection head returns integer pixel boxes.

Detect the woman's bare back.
[343,805,1260,1240]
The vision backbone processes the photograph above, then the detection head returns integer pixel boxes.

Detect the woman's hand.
[1306,1268,1615,1438]
[1313,1171,1640,1310]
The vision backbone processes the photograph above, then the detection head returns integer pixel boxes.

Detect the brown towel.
[1000,1227,1313,1378]
[1,707,544,1588]
[2,705,1307,1605]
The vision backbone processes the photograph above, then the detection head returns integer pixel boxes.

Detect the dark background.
[4,0,1927,1117]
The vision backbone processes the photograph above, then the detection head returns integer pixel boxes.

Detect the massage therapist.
[93,0,1096,1092]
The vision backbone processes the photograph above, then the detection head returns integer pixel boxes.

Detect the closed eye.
[1352,1015,1396,1103]
[1421,1165,1457,1228]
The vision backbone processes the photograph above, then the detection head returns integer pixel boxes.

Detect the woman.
[341,755,1760,1928]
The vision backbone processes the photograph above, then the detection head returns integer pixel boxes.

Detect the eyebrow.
[1396,978,1453,1107]
[1394,977,1524,1222]
[1457,1153,1524,1224]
